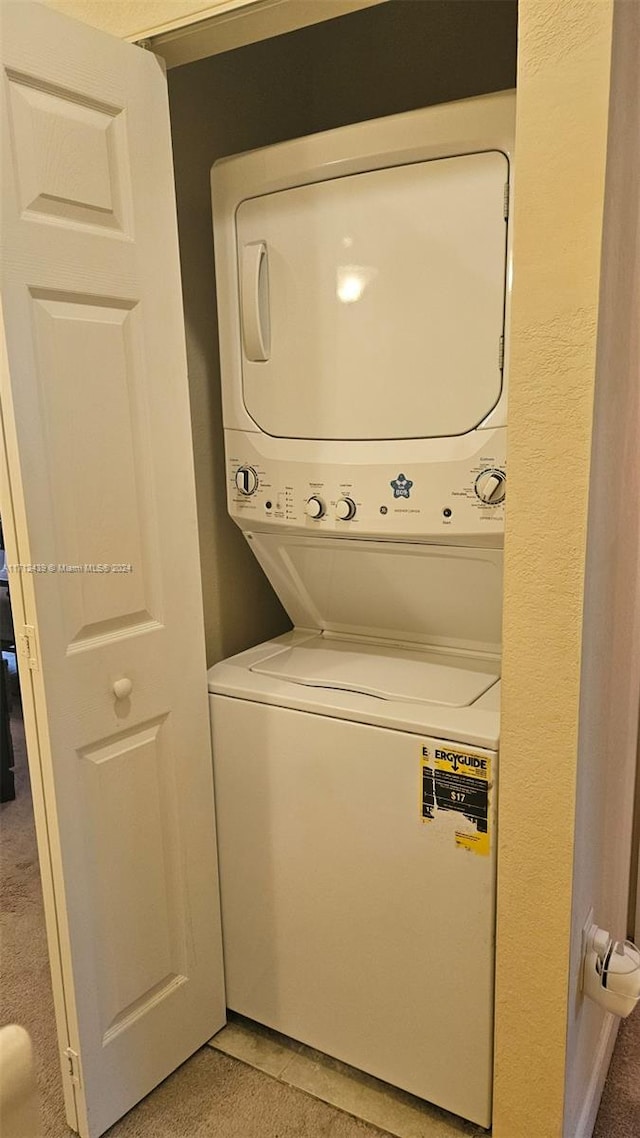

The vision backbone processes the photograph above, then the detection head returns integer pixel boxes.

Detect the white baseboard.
[572,1013,619,1138]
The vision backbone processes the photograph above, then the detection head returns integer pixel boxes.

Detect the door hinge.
[504,181,510,220]
[498,335,505,371]
[64,1047,82,1090]
[20,625,39,671]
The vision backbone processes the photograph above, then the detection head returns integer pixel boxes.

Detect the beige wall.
[491,2,636,1136]
[40,0,264,40]
[168,0,517,664]
[42,1,239,40]
[564,4,640,1135]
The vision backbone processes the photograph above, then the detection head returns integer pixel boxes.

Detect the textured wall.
[564,4,640,1135]
[493,3,616,1136]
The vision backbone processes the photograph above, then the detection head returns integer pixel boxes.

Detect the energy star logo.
[390,473,413,499]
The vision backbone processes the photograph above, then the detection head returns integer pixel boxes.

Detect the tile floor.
[209,1015,483,1138]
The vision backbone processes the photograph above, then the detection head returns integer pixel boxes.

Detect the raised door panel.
[29,292,161,646]
[79,716,187,1042]
[6,69,132,233]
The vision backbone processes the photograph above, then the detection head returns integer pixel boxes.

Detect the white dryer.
[208,91,514,1128]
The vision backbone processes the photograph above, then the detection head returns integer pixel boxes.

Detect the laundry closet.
[1,2,520,1136]
[171,1,516,1130]
[5,3,639,1138]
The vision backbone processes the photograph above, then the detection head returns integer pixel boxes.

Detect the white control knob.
[335,498,356,521]
[113,677,133,700]
[305,496,325,519]
[235,466,258,495]
[475,469,506,505]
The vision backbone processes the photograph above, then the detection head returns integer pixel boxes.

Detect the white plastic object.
[250,635,499,707]
[222,423,508,543]
[582,923,640,1018]
[212,92,514,442]
[0,1025,40,1138]
[335,497,356,521]
[304,496,325,519]
[245,534,503,656]
[235,153,506,441]
[210,692,496,1126]
[475,470,506,504]
[240,242,270,361]
[235,466,258,495]
[112,677,133,700]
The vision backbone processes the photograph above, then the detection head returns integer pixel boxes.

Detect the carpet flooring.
[1,656,639,1138]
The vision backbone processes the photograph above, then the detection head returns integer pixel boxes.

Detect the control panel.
[226,430,507,543]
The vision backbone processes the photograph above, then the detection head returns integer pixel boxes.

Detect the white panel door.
[236,151,508,441]
[0,4,225,1136]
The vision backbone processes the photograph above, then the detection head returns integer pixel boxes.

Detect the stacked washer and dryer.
[208,91,514,1129]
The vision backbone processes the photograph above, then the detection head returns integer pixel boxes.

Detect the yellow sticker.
[420,743,491,856]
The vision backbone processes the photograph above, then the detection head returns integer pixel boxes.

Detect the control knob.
[305,496,325,519]
[235,466,258,496]
[335,498,356,521]
[475,469,506,505]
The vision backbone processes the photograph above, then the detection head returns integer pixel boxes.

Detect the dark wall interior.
[171,1,518,154]
[168,0,518,664]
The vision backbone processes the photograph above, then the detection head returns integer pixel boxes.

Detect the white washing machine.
[208,91,514,1128]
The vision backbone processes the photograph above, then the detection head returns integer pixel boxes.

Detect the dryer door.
[236,150,508,441]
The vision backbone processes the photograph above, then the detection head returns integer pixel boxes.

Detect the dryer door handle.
[241,242,271,362]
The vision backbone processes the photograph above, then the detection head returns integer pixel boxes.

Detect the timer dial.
[475,469,506,505]
[335,497,357,521]
[235,466,258,495]
[305,496,325,519]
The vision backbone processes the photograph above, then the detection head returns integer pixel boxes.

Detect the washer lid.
[251,636,499,708]
[246,534,503,656]
[236,149,508,441]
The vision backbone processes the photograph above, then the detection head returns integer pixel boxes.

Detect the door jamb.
[136,0,388,70]
[0,317,79,1132]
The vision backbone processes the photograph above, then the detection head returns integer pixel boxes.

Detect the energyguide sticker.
[420,743,491,856]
